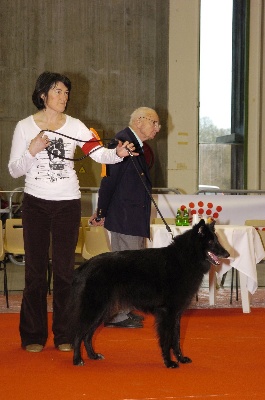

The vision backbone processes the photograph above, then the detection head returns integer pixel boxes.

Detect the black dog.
[67,219,229,368]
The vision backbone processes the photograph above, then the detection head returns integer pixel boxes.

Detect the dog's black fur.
[67,219,229,368]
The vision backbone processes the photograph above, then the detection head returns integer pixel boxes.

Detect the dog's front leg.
[162,350,179,369]
[156,311,179,368]
[73,336,85,366]
[172,313,192,364]
[84,331,104,361]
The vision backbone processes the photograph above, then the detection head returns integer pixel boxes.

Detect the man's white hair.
[129,107,155,126]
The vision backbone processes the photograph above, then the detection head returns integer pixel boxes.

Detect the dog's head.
[194,219,230,265]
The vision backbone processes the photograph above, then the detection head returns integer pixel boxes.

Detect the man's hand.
[116,141,139,158]
[89,212,105,226]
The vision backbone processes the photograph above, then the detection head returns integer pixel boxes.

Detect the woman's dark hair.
[32,71,72,110]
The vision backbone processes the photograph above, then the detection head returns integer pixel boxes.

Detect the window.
[199,0,248,190]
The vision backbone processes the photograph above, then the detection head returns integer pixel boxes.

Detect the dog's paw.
[73,358,85,366]
[94,353,104,360]
[164,360,179,369]
[178,355,192,364]
[87,350,105,360]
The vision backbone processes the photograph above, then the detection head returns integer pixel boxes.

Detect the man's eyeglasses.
[139,116,161,130]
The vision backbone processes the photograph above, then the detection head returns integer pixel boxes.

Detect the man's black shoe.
[128,311,145,322]
[104,317,143,328]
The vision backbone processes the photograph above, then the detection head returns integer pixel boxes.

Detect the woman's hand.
[116,141,139,158]
[28,132,50,157]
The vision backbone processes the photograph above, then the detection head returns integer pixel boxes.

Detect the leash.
[40,129,174,237]
[40,129,111,161]
[126,148,173,237]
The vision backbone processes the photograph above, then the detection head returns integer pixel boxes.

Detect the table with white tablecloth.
[149,194,265,225]
[148,224,265,313]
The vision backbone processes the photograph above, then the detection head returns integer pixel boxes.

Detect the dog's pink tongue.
[207,251,220,264]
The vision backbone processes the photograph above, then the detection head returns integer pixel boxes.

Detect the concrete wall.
[1,0,265,196]
[0,0,168,191]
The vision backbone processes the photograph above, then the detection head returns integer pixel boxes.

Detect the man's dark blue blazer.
[97,127,152,238]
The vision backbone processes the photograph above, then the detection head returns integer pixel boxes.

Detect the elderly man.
[90,107,161,328]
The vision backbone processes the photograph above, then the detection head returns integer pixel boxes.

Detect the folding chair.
[4,218,24,256]
[152,218,176,225]
[81,218,111,260]
[4,218,52,294]
[245,220,265,262]
[75,217,90,256]
[228,220,265,304]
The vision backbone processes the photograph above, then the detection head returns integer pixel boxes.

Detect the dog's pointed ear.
[198,225,205,235]
[198,218,205,227]
[194,218,205,235]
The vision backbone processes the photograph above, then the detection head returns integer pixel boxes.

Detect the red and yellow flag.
[90,127,106,177]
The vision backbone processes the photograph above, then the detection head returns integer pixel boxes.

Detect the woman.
[8,71,136,353]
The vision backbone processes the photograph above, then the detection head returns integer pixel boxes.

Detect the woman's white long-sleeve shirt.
[8,115,122,200]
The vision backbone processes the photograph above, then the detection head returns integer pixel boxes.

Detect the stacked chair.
[81,218,111,260]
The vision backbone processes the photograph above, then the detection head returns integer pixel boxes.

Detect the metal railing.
[0,187,24,219]
[195,189,265,195]
[2,186,182,266]
[0,187,24,265]
[80,187,182,194]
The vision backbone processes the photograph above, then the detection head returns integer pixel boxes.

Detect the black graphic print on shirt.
[36,136,72,183]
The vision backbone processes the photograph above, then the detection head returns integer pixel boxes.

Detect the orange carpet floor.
[1,308,265,400]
